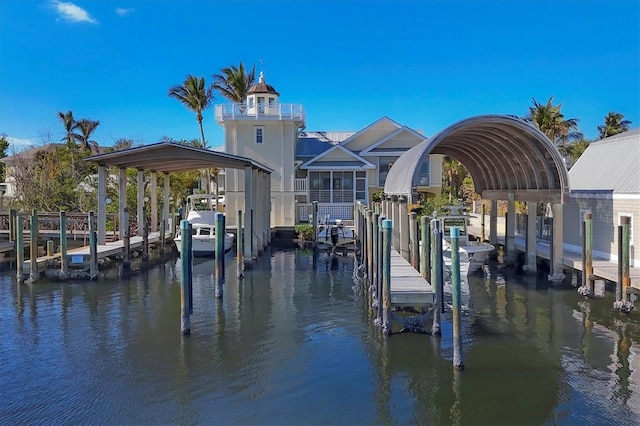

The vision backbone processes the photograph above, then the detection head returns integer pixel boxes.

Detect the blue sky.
[1,0,638,151]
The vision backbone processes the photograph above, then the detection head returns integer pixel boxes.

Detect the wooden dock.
[389,249,434,305]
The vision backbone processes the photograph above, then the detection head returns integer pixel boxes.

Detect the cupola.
[246,71,280,115]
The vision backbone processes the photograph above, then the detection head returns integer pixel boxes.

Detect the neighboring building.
[215,72,442,228]
[563,129,640,267]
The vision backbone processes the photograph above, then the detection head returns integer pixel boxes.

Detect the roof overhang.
[84,141,272,173]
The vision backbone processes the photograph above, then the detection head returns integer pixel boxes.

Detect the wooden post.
[89,211,98,279]
[215,212,224,298]
[376,215,385,323]
[381,219,392,335]
[9,209,16,242]
[431,218,442,335]
[420,216,430,281]
[123,207,131,272]
[451,226,464,370]
[372,212,379,303]
[47,240,54,257]
[160,219,166,253]
[180,219,191,335]
[583,213,594,294]
[366,209,373,279]
[480,203,485,241]
[16,214,24,283]
[237,210,244,278]
[410,212,418,270]
[312,201,318,250]
[620,216,631,303]
[142,212,149,262]
[29,209,38,282]
[60,212,68,275]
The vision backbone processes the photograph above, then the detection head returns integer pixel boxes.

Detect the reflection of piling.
[16,214,24,283]
[431,219,442,335]
[451,226,464,370]
[180,219,192,335]
[237,210,244,278]
[29,209,38,282]
[381,219,392,335]
[215,212,224,298]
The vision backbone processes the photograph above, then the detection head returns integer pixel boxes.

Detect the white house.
[215,72,443,229]
[563,129,640,267]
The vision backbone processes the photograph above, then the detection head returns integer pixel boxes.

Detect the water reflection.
[0,250,639,424]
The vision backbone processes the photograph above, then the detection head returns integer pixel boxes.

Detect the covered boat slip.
[85,142,273,264]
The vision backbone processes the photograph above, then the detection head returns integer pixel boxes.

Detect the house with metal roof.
[563,129,640,267]
[215,72,442,228]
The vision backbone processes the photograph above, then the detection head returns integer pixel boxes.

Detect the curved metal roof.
[85,141,272,173]
[384,115,569,203]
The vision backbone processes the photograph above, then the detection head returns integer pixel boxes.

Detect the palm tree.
[442,156,469,203]
[598,112,632,139]
[58,110,78,145]
[527,97,583,143]
[74,118,100,152]
[168,75,215,204]
[212,62,256,104]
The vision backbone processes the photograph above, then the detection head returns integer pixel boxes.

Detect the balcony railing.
[294,178,307,192]
[296,203,354,223]
[215,103,305,121]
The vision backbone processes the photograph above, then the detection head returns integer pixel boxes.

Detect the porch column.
[97,165,107,245]
[119,168,127,240]
[137,170,144,237]
[244,166,254,263]
[505,193,516,263]
[489,199,498,245]
[399,196,410,261]
[525,202,537,273]
[549,202,565,281]
[163,173,170,232]
[150,171,158,232]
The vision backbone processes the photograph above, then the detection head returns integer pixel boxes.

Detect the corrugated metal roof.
[384,115,570,203]
[569,129,640,193]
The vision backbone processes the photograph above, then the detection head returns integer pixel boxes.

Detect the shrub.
[294,224,314,241]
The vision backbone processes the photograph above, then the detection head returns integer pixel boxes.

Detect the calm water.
[1,248,639,425]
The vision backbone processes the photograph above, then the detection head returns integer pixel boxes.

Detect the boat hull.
[174,233,234,257]
[444,242,494,275]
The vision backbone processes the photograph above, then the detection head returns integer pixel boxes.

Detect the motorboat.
[437,206,494,275]
[316,215,356,250]
[174,194,235,257]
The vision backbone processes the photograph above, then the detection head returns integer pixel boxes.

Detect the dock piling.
[615,216,633,312]
[60,212,68,275]
[381,219,392,335]
[180,219,192,335]
[15,214,24,283]
[431,219,443,335]
[420,216,430,281]
[122,208,131,272]
[89,211,98,279]
[215,212,224,298]
[29,209,38,282]
[450,226,464,370]
[410,212,418,270]
[237,210,244,278]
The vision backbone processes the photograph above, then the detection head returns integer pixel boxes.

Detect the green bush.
[294,224,314,241]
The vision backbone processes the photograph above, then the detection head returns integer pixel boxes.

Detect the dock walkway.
[389,249,434,306]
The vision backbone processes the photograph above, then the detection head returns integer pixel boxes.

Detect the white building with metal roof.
[564,129,640,266]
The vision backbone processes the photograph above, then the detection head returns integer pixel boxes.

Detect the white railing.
[215,103,305,121]
[296,203,354,222]
[294,178,307,192]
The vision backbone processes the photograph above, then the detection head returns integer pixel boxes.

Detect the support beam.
[97,165,107,245]
[163,173,170,233]
[489,199,498,246]
[252,168,259,258]
[137,170,144,237]
[150,171,158,232]
[549,202,565,282]
[399,196,409,261]
[525,202,537,273]
[505,194,516,263]
[244,166,254,264]
[119,168,127,240]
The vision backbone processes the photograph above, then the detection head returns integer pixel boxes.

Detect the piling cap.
[382,219,392,229]
[450,226,460,238]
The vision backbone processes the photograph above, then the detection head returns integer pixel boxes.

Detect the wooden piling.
[142,213,149,262]
[583,213,594,294]
[89,211,98,279]
[431,218,442,335]
[180,219,191,335]
[312,201,319,250]
[47,240,54,257]
[420,216,430,281]
[481,203,486,241]
[620,216,631,302]
[160,219,165,253]
[215,212,224,298]
[410,212,418,270]
[29,209,38,282]
[16,214,24,283]
[450,226,464,370]
[381,219,392,335]
[60,212,68,275]
[237,210,244,278]
[366,209,373,280]
[376,215,385,323]
[9,209,16,242]
[122,208,131,272]
[372,212,379,303]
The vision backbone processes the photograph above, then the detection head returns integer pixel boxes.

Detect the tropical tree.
[57,110,79,145]
[527,97,583,143]
[212,62,256,104]
[168,75,215,206]
[598,112,632,139]
[557,138,591,168]
[74,118,100,152]
[442,156,469,203]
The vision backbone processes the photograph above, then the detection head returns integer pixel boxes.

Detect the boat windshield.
[443,218,467,236]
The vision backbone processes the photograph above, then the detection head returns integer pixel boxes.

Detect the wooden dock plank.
[389,250,434,305]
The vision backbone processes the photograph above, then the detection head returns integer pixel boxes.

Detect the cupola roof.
[247,71,280,96]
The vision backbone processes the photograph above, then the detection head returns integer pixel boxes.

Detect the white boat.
[316,215,356,250]
[174,195,235,257]
[438,206,494,275]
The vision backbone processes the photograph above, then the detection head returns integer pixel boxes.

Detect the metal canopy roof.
[384,115,570,203]
[84,141,272,173]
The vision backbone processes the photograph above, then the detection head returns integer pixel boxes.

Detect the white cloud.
[51,1,97,24]
[5,136,35,150]
[115,7,134,17]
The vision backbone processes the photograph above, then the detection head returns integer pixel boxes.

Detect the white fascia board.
[359,126,427,156]
[340,116,402,147]
[569,191,640,200]
[300,144,375,169]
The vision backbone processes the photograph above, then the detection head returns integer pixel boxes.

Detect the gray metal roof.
[568,129,640,193]
[384,115,570,203]
[84,141,272,173]
[296,131,355,158]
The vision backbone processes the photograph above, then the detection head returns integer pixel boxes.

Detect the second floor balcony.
[215,103,305,123]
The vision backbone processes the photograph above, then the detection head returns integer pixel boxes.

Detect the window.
[255,126,264,144]
[268,97,275,108]
[378,156,398,186]
[248,97,254,108]
[258,97,265,113]
[309,171,357,203]
[356,171,366,201]
[418,159,430,185]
